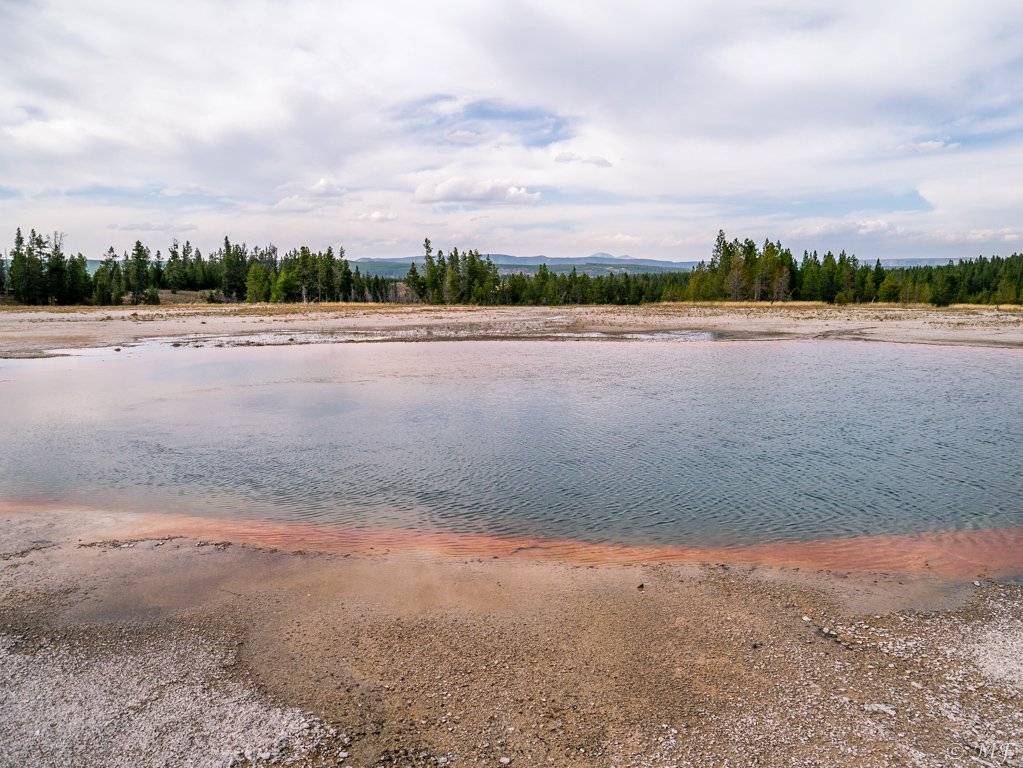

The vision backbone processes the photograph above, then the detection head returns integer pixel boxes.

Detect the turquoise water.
[1,339,1021,547]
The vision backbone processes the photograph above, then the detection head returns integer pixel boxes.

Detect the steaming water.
[2,339,1021,547]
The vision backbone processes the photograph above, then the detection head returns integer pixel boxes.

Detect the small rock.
[864,703,896,716]
[973,581,981,587]
[802,616,811,622]
[499,759,511,765]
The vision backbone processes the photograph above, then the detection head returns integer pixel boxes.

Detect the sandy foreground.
[1,301,1023,357]
[3,304,1023,767]
[2,509,1022,768]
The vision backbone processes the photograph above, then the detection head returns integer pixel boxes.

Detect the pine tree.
[245,262,271,302]
[221,236,248,300]
[339,258,353,301]
[11,229,46,304]
[130,240,150,305]
[165,239,185,292]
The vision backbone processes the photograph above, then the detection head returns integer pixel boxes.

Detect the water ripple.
[1,340,1022,549]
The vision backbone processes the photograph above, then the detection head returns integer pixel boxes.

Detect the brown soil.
[2,510,1021,767]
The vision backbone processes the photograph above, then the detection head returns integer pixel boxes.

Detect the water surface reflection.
[1,340,1021,548]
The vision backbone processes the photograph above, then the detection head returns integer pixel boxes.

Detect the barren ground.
[3,304,1023,767]
[2,302,1023,358]
[2,510,1022,768]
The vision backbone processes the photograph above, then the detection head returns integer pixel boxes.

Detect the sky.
[1,0,1022,263]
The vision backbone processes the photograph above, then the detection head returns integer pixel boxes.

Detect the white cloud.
[414,177,540,205]
[931,228,1021,244]
[0,1,1021,261]
[161,183,217,197]
[106,222,198,232]
[272,196,316,213]
[789,220,905,239]
[305,179,351,198]
[445,130,490,144]
[269,179,358,213]
[888,139,960,153]
[555,152,612,167]
[352,211,398,222]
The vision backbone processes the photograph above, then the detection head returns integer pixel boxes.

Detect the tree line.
[1,228,1020,306]
[0,229,399,306]
[402,234,1023,306]
[403,239,691,305]
[678,231,1023,306]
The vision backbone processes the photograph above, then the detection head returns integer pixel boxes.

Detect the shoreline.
[5,506,1019,582]
[4,311,1023,766]
[2,302,1023,358]
[2,508,1022,767]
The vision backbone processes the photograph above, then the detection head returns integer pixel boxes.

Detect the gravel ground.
[2,302,1023,358]
[1,511,1022,768]
[0,625,342,767]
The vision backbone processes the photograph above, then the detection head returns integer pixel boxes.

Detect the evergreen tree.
[221,236,248,300]
[92,250,115,306]
[129,240,150,305]
[43,232,68,304]
[271,269,299,302]
[339,258,353,301]
[11,229,45,305]
[66,253,90,304]
[165,239,185,292]
[405,261,424,301]
[245,262,271,302]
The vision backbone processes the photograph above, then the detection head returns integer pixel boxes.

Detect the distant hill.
[81,253,962,280]
[352,252,699,277]
[875,257,963,267]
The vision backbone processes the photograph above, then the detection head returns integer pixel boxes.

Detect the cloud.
[445,130,490,144]
[272,196,317,213]
[352,211,398,222]
[930,228,1021,244]
[887,139,960,153]
[274,179,355,199]
[400,97,573,148]
[0,1,1021,261]
[788,220,905,239]
[555,152,612,167]
[414,177,541,205]
[161,183,217,197]
[305,179,351,198]
[106,222,198,232]
[270,179,358,213]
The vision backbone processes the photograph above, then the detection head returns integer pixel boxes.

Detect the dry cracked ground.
[1,512,1022,768]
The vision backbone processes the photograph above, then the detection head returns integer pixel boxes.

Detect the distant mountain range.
[79,253,965,278]
[352,252,960,276]
[356,252,697,269]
